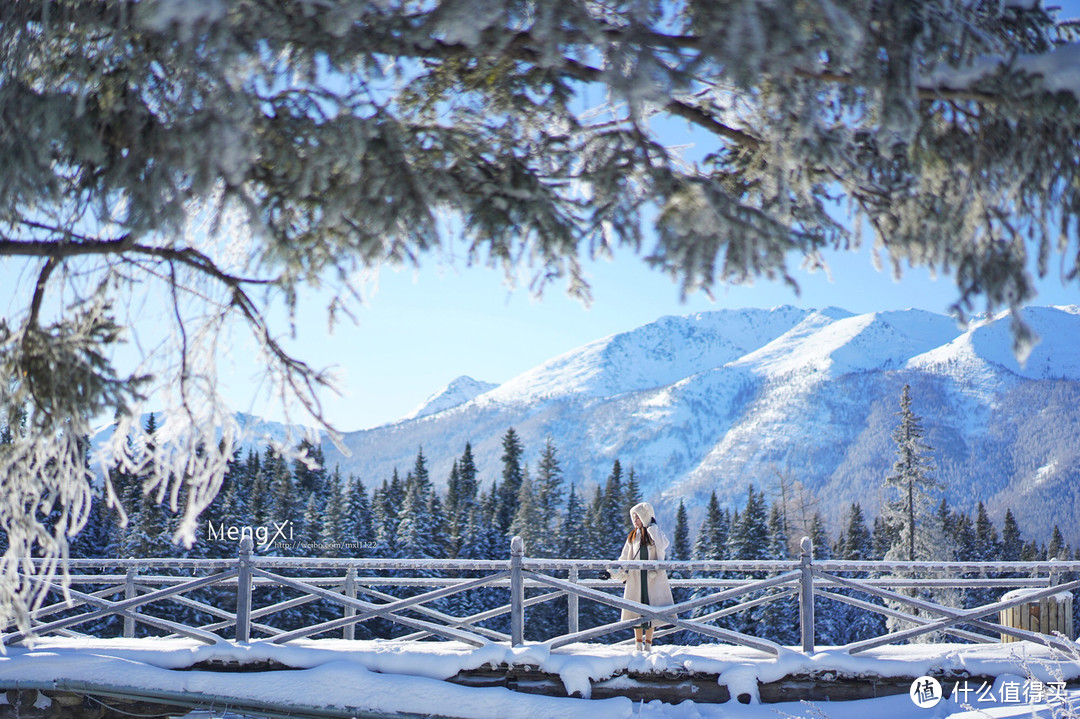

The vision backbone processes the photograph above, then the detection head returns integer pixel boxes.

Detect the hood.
[629,502,655,527]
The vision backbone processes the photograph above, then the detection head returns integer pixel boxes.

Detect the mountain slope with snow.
[324,305,1080,544]
[404,376,498,420]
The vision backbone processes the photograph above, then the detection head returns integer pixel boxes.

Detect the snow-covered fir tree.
[558,485,587,560]
[882,385,941,562]
[532,438,565,558]
[495,429,524,536]
[727,486,770,562]
[508,467,542,557]
[673,500,691,563]
[623,467,643,517]
[1001,510,1024,562]
[395,451,441,560]
[341,476,374,558]
[754,504,798,644]
[693,493,729,562]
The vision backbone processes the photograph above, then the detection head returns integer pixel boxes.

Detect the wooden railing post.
[344,567,357,640]
[510,536,525,646]
[567,565,580,635]
[236,535,254,643]
[798,536,815,654]
[123,567,136,638]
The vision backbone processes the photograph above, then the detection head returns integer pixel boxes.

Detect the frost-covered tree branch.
[3,0,1080,635]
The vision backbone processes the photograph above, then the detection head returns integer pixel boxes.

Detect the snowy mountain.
[323,305,1080,545]
[91,411,317,468]
[403,376,498,420]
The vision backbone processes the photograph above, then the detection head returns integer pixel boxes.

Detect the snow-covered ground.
[2,638,1079,718]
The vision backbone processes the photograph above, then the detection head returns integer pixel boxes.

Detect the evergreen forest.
[7,417,1078,646]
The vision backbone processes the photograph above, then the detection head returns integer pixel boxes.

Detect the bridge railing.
[6,536,1079,655]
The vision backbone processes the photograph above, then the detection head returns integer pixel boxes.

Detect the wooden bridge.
[3,536,1080,717]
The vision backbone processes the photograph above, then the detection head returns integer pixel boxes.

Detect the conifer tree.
[585,484,608,558]
[756,503,798,644]
[459,498,503,561]
[830,504,886,644]
[396,458,439,559]
[871,516,896,561]
[300,493,323,554]
[882,384,940,562]
[457,443,480,514]
[973,503,1000,562]
[427,492,449,559]
[495,429,524,536]
[1001,509,1024,562]
[967,502,1001,608]
[455,499,507,632]
[559,485,587,560]
[203,449,248,558]
[533,438,564,556]
[265,447,300,556]
[320,482,346,558]
[673,500,691,562]
[807,513,830,560]
[509,467,542,556]
[602,459,626,545]
[444,459,464,556]
[341,475,373,557]
[126,414,173,559]
[1048,526,1066,560]
[767,505,790,560]
[372,472,403,558]
[1021,540,1042,562]
[70,487,111,559]
[838,504,869,560]
[949,510,977,562]
[623,467,642,514]
[245,449,269,528]
[726,486,770,636]
[693,493,728,561]
[728,486,770,562]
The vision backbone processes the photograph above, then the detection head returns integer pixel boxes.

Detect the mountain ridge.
[322,304,1080,545]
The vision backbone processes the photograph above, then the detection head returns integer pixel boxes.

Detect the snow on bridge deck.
[2,637,1080,718]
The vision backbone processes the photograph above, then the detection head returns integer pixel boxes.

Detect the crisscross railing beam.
[394,588,565,642]
[643,587,799,644]
[5,572,235,645]
[251,567,503,646]
[525,570,786,654]
[816,571,1080,653]
[814,587,994,644]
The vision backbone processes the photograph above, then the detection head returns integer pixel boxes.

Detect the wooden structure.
[5,536,1080,654]
[999,587,1074,643]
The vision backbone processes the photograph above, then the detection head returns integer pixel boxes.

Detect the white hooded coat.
[610,502,675,623]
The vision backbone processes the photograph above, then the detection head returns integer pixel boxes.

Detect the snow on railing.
[5,536,1080,655]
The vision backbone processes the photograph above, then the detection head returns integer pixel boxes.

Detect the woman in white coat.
[608,501,674,652]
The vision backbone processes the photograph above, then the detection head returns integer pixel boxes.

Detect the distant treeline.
[9,416,1077,644]
[63,418,1074,566]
